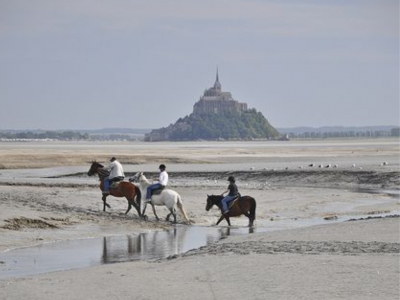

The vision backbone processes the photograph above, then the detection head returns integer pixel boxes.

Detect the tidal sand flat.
[0,139,399,299]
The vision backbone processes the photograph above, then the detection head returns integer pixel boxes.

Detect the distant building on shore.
[193,70,248,115]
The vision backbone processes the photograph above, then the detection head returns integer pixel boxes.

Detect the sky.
[0,0,398,130]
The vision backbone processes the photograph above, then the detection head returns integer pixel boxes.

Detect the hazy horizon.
[1,0,398,130]
[0,125,398,133]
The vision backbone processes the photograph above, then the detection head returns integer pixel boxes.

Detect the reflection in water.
[2,209,395,280]
[0,225,259,279]
[100,226,229,264]
[99,226,259,264]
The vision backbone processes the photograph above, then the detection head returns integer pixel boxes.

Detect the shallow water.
[1,211,398,280]
[0,225,258,279]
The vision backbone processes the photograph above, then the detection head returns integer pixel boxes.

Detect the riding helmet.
[227,176,235,182]
[159,164,166,170]
[110,157,116,162]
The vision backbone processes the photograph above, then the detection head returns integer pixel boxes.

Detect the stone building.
[193,71,247,115]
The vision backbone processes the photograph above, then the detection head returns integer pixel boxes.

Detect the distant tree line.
[0,131,145,141]
[0,131,90,141]
[285,127,400,139]
[88,133,143,141]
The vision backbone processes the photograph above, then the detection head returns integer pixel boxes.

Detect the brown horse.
[205,194,256,227]
[87,161,141,217]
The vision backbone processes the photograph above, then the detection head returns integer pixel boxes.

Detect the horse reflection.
[100,225,257,263]
[101,235,142,264]
[101,227,195,263]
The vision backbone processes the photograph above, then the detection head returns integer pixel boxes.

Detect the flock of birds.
[247,161,390,171]
[169,162,392,189]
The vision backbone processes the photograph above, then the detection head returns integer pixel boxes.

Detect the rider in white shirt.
[145,164,168,202]
[103,157,125,195]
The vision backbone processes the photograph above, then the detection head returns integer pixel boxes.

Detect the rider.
[221,175,239,214]
[145,164,168,203]
[103,157,125,195]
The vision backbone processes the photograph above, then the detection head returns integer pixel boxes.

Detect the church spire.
[214,67,221,92]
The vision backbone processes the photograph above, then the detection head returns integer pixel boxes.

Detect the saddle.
[110,177,124,189]
[151,186,165,196]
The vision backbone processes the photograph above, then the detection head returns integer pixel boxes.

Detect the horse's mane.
[98,168,109,178]
[92,162,109,179]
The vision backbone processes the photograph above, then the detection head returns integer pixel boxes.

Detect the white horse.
[130,172,191,224]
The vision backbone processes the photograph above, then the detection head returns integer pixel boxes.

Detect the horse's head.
[129,172,143,183]
[205,194,222,211]
[138,173,151,184]
[87,161,103,176]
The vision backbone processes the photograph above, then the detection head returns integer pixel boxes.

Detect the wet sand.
[0,139,399,299]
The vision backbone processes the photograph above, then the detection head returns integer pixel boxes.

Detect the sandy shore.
[0,139,399,299]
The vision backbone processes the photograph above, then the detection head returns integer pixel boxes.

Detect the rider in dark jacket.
[221,176,239,214]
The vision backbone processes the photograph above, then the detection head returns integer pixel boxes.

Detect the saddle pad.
[228,198,239,209]
[152,186,165,195]
[110,182,120,189]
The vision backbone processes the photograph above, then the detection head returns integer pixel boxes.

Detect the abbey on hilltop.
[193,70,248,115]
[145,71,279,141]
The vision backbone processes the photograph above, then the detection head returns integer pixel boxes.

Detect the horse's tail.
[177,195,192,224]
[249,197,256,221]
[135,185,142,205]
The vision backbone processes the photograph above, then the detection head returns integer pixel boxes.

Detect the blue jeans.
[104,176,123,192]
[222,195,237,212]
[146,183,163,199]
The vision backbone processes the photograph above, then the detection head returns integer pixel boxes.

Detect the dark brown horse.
[205,194,256,227]
[87,161,141,217]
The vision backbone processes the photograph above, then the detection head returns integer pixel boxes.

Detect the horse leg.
[242,211,253,227]
[172,212,177,223]
[249,217,254,227]
[242,211,255,227]
[151,204,160,221]
[166,207,177,223]
[133,186,142,217]
[248,198,256,227]
[142,203,148,218]
[216,215,225,225]
[124,201,132,214]
[248,211,256,227]
[172,209,176,224]
[102,195,111,211]
[131,201,141,217]
[125,197,141,217]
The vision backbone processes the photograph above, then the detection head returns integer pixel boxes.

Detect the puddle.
[0,225,261,279]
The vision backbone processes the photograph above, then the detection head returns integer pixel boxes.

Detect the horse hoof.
[142,215,148,221]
